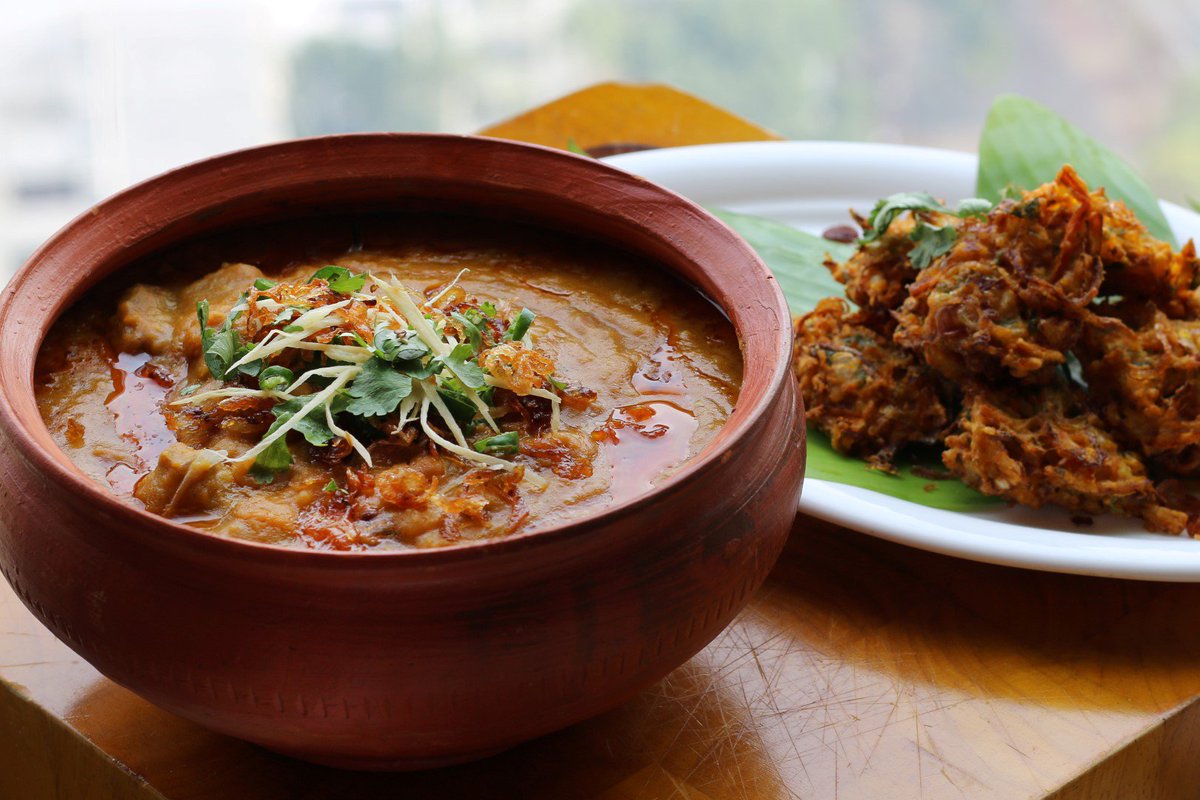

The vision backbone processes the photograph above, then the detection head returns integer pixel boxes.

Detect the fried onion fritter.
[827,210,959,314]
[895,258,1078,383]
[793,297,950,469]
[943,388,1187,534]
[1099,198,1200,318]
[895,166,1108,385]
[1078,310,1200,475]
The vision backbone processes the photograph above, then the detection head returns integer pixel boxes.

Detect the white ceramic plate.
[607,141,1200,581]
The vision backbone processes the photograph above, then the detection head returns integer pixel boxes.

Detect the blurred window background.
[2,0,1198,278]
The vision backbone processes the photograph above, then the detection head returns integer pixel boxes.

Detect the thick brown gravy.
[35,215,742,550]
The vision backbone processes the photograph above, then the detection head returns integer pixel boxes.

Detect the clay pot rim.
[0,132,795,567]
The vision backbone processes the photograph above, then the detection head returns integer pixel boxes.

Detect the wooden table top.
[4,83,1200,800]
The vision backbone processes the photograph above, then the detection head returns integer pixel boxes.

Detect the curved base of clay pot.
[266,743,511,772]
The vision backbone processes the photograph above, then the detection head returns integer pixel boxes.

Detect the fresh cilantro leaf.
[310,265,350,282]
[372,326,429,362]
[461,305,494,340]
[253,278,277,291]
[863,194,992,258]
[258,365,294,392]
[250,425,294,483]
[249,442,291,484]
[310,265,366,294]
[198,301,224,379]
[394,333,429,361]
[395,357,441,380]
[440,343,487,389]
[369,329,393,356]
[437,386,478,424]
[204,327,241,380]
[442,375,493,405]
[474,431,519,454]
[861,192,949,243]
[505,308,535,341]
[238,359,263,378]
[345,358,413,417]
[908,223,959,270]
[323,479,339,493]
[326,268,366,294]
[955,198,993,218]
[548,376,567,391]
[197,299,261,380]
[270,397,337,446]
[451,311,484,354]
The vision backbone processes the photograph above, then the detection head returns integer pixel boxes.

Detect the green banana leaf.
[712,208,1001,511]
[977,94,1176,245]
[709,209,849,306]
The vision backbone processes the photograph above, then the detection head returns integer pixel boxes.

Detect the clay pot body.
[0,135,804,769]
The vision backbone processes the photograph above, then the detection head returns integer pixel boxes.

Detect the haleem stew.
[35,216,742,550]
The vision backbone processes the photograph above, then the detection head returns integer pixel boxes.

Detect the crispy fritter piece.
[1077,310,1200,474]
[1155,481,1200,536]
[999,166,1110,300]
[895,259,1079,383]
[1099,198,1200,318]
[943,387,1188,534]
[826,211,959,313]
[793,297,950,468]
[895,166,1108,384]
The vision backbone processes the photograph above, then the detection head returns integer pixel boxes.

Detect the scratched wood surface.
[3,83,1200,799]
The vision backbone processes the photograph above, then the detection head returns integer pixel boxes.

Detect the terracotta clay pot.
[0,134,804,769]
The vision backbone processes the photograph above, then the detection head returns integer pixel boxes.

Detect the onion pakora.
[1078,310,1200,474]
[793,297,949,469]
[895,166,1108,384]
[827,209,959,314]
[796,164,1200,535]
[943,388,1186,534]
[1099,199,1200,318]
